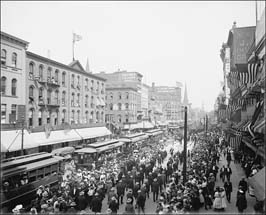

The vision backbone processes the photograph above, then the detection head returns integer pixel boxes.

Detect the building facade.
[25,52,106,129]
[141,83,149,120]
[149,82,182,123]
[1,31,29,125]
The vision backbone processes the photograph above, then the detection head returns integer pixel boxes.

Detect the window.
[85,79,89,90]
[110,103,113,111]
[71,93,75,107]
[71,110,75,124]
[1,77,6,95]
[55,70,59,84]
[28,109,34,126]
[77,93,80,106]
[125,115,129,123]
[118,103,122,111]
[62,110,66,123]
[77,110,80,124]
[39,65,43,81]
[91,96,94,108]
[47,67,52,82]
[47,90,51,104]
[101,112,104,123]
[91,80,94,91]
[110,93,113,100]
[1,104,7,123]
[62,91,66,105]
[10,104,17,123]
[47,111,51,124]
[12,53,17,67]
[38,110,42,126]
[118,115,122,123]
[1,49,7,65]
[71,74,75,87]
[29,86,34,98]
[55,90,59,104]
[39,88,44,103]
[126,92,129,99]
[125,103,129,110]
[85,111,89,124]
[118,92,122,100]
[90,111,94,123]
[11,79,17,96]
[62,72,66,86]
[54,111,58,125]
[77,76,80,87]
[85,95,88,107]
[96,111,99,123]
[29,63,34,80]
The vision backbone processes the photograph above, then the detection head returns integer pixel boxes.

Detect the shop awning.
[1,130,39,152]
[248,167,265,201]
[38,129,82,146]
[89,139,119,148]
[242,137,265,158]
[75,127,111,139]
[121,133,149,143]
[145,129,163,136]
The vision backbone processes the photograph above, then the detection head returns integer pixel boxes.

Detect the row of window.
[1,76,17,96]
[28,109,104,126]
[107,92,131,100]
[28,62,104,93]
[1,49,17,67]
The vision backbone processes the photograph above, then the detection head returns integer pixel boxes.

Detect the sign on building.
[17,105,26,123]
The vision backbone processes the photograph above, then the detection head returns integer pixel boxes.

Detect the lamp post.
[183,106,188,184]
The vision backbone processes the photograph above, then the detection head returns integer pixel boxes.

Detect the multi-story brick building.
[1,31,29,125]
[25,52,106,128]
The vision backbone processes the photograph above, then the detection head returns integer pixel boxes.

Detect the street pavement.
[84,138,256,214]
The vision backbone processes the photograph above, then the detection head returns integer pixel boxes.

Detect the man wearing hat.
[116,180,126,205]
[136,190,146,214]
[152,178,160,202]
[91,193,102,214]
[109,196,119,214]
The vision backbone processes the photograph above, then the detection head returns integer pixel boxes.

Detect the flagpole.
[72,33,75,61]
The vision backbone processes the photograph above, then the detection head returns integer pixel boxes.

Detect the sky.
[1,1,257,111]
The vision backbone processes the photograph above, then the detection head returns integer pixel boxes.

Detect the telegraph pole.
[183,106,187,184]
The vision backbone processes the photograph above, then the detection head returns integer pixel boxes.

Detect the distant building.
[1,31,29,125]
[141,83,149,120]
[149,82,182,123]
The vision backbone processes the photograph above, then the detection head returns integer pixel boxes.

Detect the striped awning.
[254,118,265,134]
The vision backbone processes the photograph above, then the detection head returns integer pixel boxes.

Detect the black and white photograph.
[0,1,265,214]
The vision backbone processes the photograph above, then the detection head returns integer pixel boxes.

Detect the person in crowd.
[220,187,227,210]
[117,180,126,205]
[224,179,232,203]
[136,190,146,214]
[90,193,102,214]
[109,196,119,214]
[225,164,232,182]
[236,187,247,213]
[213,187,222,211]
[226,151,232,166]
[238,178,248,195]
[152,178,160,203]
[220,165,226,182]
[123,198,135,214]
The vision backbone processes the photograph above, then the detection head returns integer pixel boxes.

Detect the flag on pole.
[73,33,82,43]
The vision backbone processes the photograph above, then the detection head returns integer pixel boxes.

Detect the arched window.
[110,103,113,111]
[71,93,75,107]
[77,93,80,106]
[125,103,129,110]
[47,67,52,82]
[29,62,34,80]
[118,92,122,100]
[11,79,17,96]
[85,79,89,90]
[126,92,129,99]
[125,115,129,123]
[47,90,52,104]
[118,114,122,123]
[55,90,59,104]
[110,92,113,100]
[38,110,43,126]
[118,103,122,110]
[90,111,94,123]
[71,110,75,124]
[91,80,94,91]
[29,85,34,98]
[55,70,59,84]
[39,65,44,81]
[85,95,89,107]
[96,111,99,123]
[39,88,44,103]
[91,96,94,108]
[101,112,104,122]
[77,110,80,124]
[62,72,66,86]
[12,53,17,67]
[54,110,59,125]
[85,111,89,124]
[62,110,66,123]
[1,49,7,65]
[77,76,80,85]
[47,111,51,124]
[1,76,7,95]
[62,91,66,105]
[28,109,34,126]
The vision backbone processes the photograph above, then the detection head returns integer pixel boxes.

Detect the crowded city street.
[1,1,265,214]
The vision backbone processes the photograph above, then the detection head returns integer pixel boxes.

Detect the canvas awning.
[74,147,97,154]
[51,146,75,156]
[254,117,265,134]
[75,127,111,139]
[145,129,163,136]
[248,167,265,201]
[1,130,39,152]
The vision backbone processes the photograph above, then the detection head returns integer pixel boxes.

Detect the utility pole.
[21,120,25,156]
[183,106,187,184]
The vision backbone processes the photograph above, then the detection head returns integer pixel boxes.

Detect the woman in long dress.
[213,187,222,211]
[220,187,227,210]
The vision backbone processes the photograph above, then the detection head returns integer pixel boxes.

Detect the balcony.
[47,78,60,87]
[39,99,60,108]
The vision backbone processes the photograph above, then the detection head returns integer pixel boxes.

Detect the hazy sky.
[1,1,257,111]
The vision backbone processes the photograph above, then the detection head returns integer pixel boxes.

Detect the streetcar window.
[51,164,58,172]
[45,165,51,176]
[29,169,37,178]
[37,168,44,179]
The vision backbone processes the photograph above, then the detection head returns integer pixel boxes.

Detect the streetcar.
[73,139,124,169]
[0,152,64,212]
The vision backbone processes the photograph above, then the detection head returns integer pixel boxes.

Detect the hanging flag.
[73,33,82,43]
[247,63,260,84]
